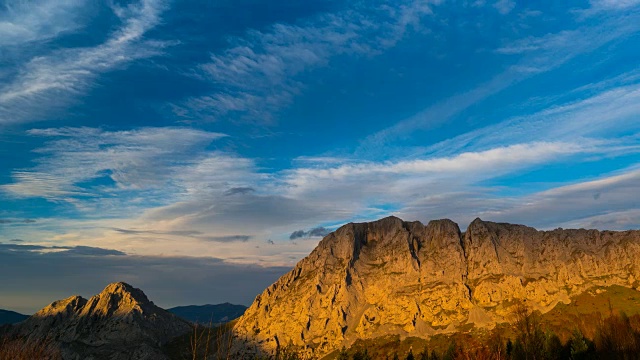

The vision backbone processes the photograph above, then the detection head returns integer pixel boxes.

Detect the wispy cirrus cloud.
[0,0,170,125]
[174,0,438,123]
[393,167,640,231]
[0,125,269,258]
[356,6,640,158]
[584,0,640,13]
[478,168,640,229]
[2,127,226,204]
[2,1,639,270]
[423,80,640,158]
[0,218,36,224]
[5,96,638,264]
[0,0,85,47]
[111,227,251,243]
[0,243,125,256]
[495,31,576,55]
[285,141,604,200]
[563,209,640,230]
[5,64,640,266]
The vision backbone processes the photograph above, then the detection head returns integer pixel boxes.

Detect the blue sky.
[1,0,639,313]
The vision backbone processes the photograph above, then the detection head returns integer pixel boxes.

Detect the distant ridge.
[0,309,28,325]
[5,282,191,360]
[169,303,247,324]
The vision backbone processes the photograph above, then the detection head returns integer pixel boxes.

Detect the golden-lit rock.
[11,282,191,360]
[232,216,640,358]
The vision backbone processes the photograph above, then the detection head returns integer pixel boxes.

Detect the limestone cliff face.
[13,282,191,360]
[233,216,640,357]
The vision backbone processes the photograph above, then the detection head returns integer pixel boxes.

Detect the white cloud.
[0,0,170,125]
[561,209,640,230]
[495,31,576,55]
[479,168,640,229]
[0,0,85,46]
[493,0,516,15]
[288,142,590,190]
[423,81,640,158]
[588,0,640,11]
[356,8,640,157]
[5,67,640,266]
[3,1,639,268]
[2,127,226,204]
[280,140,624,220]
[5,120,637,266]
[175,0,438,122]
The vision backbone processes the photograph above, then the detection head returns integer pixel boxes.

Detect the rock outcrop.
[10,282,191,360]
[232,216,640,357]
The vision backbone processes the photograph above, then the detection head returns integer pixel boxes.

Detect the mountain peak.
[100,282,149,302]
[82,282,153,318]
[12,283,191,359]
[103,281,134,292]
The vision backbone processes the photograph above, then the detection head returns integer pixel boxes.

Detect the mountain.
[0,309,28,325]
[231,216,640,358]
[6,282,191,360]
[168,303,247,324]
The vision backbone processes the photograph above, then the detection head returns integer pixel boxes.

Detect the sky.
[0,0,639,314]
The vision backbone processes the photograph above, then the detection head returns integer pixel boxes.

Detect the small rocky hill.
[232,216,640,358]
[7,282,191,360]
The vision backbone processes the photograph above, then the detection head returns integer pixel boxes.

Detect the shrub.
[594,311,640,359]
[0,336,62,360]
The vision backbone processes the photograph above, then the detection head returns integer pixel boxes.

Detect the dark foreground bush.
[0,335,62,360]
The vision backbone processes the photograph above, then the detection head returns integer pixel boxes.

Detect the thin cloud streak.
[175,0,438,123]
[285,141,605,198]
[2,127,226,205]
[0,0,170,125]
[356,7,640,157]
[422,80,640,158]
[0,0,85,46]
[111,228,252,243]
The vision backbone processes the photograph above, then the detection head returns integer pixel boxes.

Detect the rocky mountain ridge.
[232,216,640,358]
[5,282,191,360]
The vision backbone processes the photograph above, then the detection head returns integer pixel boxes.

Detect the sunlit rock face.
[233,216,640,358]
[12,282,191,360]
